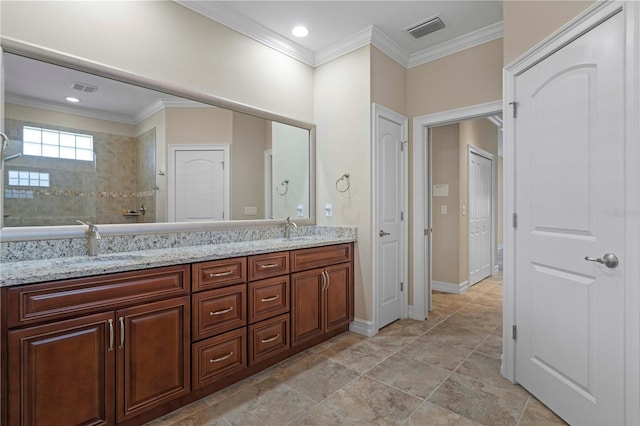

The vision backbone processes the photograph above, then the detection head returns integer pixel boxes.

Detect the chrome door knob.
[584,253,619,268]
[379,230,391,237]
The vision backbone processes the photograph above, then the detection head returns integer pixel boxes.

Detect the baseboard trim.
[408,305,415,319]
[433,280,469,294]
[349,318,376,337]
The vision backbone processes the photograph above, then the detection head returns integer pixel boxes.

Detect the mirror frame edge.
[0,37,316,243]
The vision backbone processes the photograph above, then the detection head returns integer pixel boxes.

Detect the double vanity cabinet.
[1,242,354,426]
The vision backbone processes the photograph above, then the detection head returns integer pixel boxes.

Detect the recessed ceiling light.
[291,26,309,38]
[65,97,80,103]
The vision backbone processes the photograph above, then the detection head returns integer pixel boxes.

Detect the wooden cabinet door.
[290,268,324,347]
[116,297,190,423]
[8,312,115,426]
[325,263,353,332]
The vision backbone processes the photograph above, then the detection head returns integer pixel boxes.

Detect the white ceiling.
[177,0,503,67]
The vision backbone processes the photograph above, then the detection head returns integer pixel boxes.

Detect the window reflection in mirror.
[2,53,311,227]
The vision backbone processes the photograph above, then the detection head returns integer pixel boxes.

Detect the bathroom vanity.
[0,238,354,426]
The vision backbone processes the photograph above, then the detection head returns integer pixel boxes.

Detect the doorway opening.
[429,116,503,296]
[411,101,502,322]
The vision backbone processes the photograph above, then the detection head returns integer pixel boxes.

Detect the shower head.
[4,153,22,161]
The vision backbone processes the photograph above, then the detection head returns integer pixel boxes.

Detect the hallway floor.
[147,275,566,425]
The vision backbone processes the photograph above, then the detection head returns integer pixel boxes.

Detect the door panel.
[175,150,225,221]
[117,297,190,423]
[291,269,323,346]
[8,312,114,426]
[514,12,625,424]
[469,151,492,285]
[325,263,352,331]
[377,115,404,328]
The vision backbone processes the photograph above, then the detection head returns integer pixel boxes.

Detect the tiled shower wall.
[3,118,156,226]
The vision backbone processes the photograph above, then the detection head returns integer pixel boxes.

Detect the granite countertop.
[0,235,355,287]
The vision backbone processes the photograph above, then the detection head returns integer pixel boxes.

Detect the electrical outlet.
[325,204,333,217]
[441,205,447,215]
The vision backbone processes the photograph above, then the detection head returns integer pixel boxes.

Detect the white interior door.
[173,149,225,222]
[468,149,493,285]
[374,105,407,330]
[514,11,625,425]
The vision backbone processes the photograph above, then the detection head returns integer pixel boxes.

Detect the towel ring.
[276,179,289,196]
[335,173,350,193]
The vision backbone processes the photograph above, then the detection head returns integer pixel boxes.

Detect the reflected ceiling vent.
[71,82,98,93]
[407,16,446,39]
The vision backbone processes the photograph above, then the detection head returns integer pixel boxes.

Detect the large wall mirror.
[1,51,314,231]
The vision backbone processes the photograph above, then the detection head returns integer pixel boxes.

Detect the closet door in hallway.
[468,149,493,286]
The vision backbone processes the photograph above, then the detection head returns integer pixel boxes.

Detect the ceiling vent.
[71,82,98,93]
[407,16,446,39]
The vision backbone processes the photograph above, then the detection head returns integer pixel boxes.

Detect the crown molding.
[6,94,207,127]
[134,98,208,123]
[407,21,503,69]
[370,26,410,68]
[313,26,374,67]
[176,0,315,66]
[5,93,137,125]
[174,1,502,69]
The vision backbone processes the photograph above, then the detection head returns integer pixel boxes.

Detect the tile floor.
[147,275,566,426]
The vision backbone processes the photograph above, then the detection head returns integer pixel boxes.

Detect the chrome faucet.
[284,216,298,239]
[76,220,102,256]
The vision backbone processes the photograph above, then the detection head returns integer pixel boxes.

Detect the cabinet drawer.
[7,265,189,328]
[193,257,246,292]
[248,313,290,365]
[290,244,352,272]
[192,284,246,341]
[192,328,247,390]
[248,276,290,324]
[248,252,289,281]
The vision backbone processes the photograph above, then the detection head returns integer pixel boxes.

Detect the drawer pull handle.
[210,307,233,316]
[261,295,280,302]
[118,317,125,349]
[108,319,114,352]
[260,263,280,269]
[261,334,280,343]
[209,270,233,278]
[210,352,234,363]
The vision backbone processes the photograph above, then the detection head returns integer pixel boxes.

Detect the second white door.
[173,148,226,222]
[375,105,407,330]
[468,149,493,285]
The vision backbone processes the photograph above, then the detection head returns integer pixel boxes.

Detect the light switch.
[325,204,333,217]
[441,205,447,215]
[244,206,258,216]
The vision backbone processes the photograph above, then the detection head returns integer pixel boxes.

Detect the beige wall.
[0,1,314,123]
[231,112,267,220]
[431,124,460,285]
[503,1,595,65]
[371,46,407,116]
[315,46,372,321]
[407,38,503,118]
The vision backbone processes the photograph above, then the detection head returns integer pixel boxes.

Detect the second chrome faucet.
[284,217,297,239]
[76,220,102,256]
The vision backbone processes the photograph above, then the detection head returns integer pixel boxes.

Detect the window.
[7,170,50,187]
[5,189,34,199]
[23,126,94,161]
